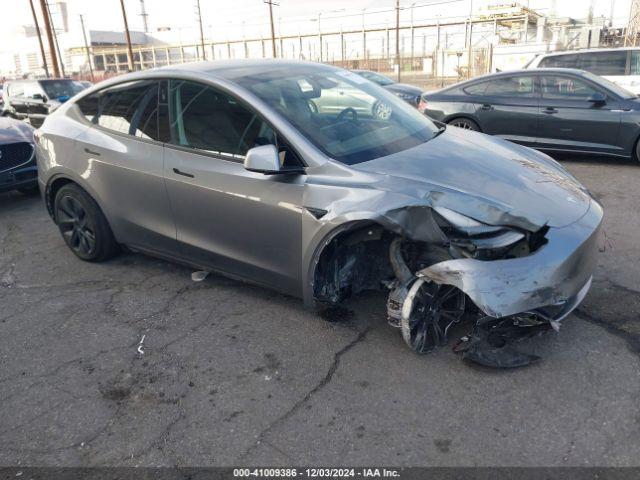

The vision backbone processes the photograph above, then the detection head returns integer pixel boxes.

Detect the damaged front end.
[311,196,603,368]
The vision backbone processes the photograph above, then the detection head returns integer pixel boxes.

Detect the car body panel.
[164,145,305,296]
[352,127,590,230]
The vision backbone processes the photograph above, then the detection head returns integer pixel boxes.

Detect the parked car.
[525,47,640,95]
[420,68,640,161]
[352,70,424,106]
[2,78,90,127]
[35,60,602,366]
[0,116,37,195]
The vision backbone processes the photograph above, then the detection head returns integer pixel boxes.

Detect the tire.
[447,117,480,131]
[17,185,40,196]
[54,183,119,262]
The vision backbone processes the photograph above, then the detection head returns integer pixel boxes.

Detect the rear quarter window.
[463,82,489,95]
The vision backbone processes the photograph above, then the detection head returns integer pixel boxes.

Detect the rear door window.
[9,83,24,97]
[98,81,159,139]
[539,54,579,69]
[540,76,598,100]
[578,51,627,76]
[484,76,535,96]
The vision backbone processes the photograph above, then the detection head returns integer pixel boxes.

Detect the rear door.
[74,80,178,254]
[472,74,540,146]
[537,74,623,155]
[162,79,305,296]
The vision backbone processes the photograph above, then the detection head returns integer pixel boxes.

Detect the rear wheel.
[54,184,119,262]
[447,117,480,131]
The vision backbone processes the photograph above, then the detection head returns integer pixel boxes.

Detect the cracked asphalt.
[0,157,639,467]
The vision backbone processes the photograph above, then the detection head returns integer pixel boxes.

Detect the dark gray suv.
[2,79,90,128]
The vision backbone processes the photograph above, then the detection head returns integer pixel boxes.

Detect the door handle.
[84,147,101,156]
[543,107,558,114]
[480,104,493,110]
[173,167,194,178]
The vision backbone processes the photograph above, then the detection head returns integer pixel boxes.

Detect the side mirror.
[32,93,46,102]
[244,144,281,175]
[588,92,606,104]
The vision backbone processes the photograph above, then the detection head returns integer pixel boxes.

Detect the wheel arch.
[303,218,394,308]
[45,173,114,232]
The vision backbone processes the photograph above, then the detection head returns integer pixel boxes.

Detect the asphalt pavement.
[0,157,639,467]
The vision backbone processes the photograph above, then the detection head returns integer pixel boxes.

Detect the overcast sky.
[0,0,632,48]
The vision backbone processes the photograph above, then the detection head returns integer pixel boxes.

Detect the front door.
[162,79,305,296]
[537,74,623,155]
[473,74,540,146]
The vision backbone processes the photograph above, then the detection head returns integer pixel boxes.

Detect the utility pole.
[195,0,206,60]
[119,0,135,71]
[39,0,60,77]
[79,15,94,82]
[318,12,322,62]
[44,1,66,77]
[264,0,278,58]
[395,0,401,81]
[29,0,49,78]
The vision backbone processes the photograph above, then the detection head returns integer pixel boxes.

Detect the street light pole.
[119,0,135,71]
[29,0,50,78]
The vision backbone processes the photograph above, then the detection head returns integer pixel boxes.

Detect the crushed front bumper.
[414,198,603,320]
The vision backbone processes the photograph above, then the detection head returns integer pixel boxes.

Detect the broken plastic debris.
[191,270,210,282]
[137,334,145,355]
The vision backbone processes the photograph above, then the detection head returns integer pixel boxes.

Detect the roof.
[454,67,589,84]
[156,59,338,80]
[536,47,640,57]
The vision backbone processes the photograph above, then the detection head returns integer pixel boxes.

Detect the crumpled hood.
[353,127,592,229]
[0,117,34,145]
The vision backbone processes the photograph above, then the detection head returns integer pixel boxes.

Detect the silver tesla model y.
[36,60,603,367]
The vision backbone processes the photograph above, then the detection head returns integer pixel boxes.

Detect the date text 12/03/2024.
[233,468,401,478]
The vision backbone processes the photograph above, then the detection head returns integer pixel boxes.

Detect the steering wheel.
[337,107,358,123]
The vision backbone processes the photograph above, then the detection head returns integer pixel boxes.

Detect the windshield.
[39,80,88,100]
[356,71,395,86]
[235,67,438,165]
[582,71,637,98]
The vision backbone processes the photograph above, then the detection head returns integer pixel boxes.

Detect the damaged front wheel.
[400,279,465,353]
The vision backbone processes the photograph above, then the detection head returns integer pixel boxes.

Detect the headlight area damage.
[311,200,603,368]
